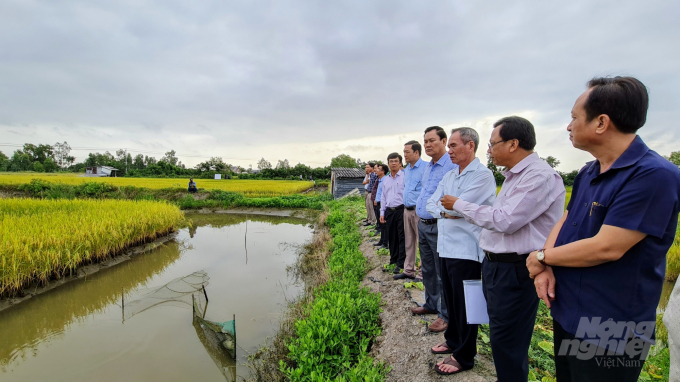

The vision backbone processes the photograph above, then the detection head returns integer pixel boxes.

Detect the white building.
[84,166,119,177]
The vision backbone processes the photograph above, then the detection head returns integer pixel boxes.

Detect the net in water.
[122,270,210,320]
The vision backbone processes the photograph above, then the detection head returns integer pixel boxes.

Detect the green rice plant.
[666,219,680,281]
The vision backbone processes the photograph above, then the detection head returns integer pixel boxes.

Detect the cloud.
[0,0,678,171]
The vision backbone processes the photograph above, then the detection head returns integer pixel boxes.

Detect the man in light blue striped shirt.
[427,127,496,375]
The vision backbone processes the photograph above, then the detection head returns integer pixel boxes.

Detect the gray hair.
[450,127,480,153]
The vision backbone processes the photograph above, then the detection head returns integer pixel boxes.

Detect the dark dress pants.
[482,258,539,382]
[374,203,386,246]
[385,207,405,269]
[418,221,448,321]
[441,257,482,370]
[553,320,645,382]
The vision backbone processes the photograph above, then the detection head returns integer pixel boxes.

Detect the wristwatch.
[536,249,547,266]
[440,211,446,218]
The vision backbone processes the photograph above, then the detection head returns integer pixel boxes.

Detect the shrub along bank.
[280,197,388,381]
[2,179,333,210]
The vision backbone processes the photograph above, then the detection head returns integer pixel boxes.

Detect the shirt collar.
[586,135,649,174]
[504,152,539,176]
[458,157,482,176]
[430,155,452,168]
[390,169,404,178]
[410,158,424,169]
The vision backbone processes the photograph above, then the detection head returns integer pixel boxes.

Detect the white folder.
[463,280,489,324]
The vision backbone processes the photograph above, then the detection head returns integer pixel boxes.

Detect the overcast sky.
[1,0,678,171]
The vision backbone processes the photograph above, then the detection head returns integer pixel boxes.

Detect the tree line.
[3,143,678,185]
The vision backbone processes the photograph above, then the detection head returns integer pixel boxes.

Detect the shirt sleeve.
[380,180,387,217]
[453,171,561,234]
[453,171,498,215]
[426,175,447,218]
[603,167,680,238]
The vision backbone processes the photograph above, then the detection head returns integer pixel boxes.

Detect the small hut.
[330,167,366,199]
[84,166,119,177]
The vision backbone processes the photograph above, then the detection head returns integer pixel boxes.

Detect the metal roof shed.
[330,167,366,199]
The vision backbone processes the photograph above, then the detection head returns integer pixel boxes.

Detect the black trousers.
[553,320,645,382]
[482,258,539,382]
[373,203,386,245]
[441,257,482,370]
[385,207,405,268]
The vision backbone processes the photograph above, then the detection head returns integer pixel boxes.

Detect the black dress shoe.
[393,267,403,274]
[393,273,415,280]
[363,222,373,226]
[414,277,423,283]
[373,242,383,246]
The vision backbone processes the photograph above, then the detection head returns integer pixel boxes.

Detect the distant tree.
[257,157,272,170]
[196,157,228,172]
[161,150,179,166]
[666,151,680,167]
[560,170,579,186]
[23,143,54,164]
[43,157,58,172]
[541,155,560,169]
[53,141,72,169]
[330,154,361,168]
[145,156,157,166]
[133,154,145,169]
[10,150,32,171]
[33,161,45,172]
[0,151,8,171]
[487,155,505,185]
[276,159,290,169]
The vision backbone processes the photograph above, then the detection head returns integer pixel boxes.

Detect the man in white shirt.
[427,127,497,375]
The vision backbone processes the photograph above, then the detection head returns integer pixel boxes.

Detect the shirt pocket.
[578,202,608,238]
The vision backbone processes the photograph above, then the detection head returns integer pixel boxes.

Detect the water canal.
[0,213,315,382]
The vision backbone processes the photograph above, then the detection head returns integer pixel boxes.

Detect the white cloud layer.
[0,0,678,171]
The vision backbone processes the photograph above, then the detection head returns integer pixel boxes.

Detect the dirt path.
[359,226,497,382]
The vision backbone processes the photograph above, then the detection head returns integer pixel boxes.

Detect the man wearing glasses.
[440,116,566,381]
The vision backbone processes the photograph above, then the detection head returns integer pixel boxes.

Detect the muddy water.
[0,213,314,382]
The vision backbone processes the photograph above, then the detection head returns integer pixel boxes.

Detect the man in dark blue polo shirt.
[526,76,680,381]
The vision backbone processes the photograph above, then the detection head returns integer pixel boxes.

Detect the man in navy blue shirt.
[527,76,680,381]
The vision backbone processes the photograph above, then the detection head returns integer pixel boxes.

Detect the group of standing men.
[361,76,680,381]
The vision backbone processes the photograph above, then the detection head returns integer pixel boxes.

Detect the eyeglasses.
[487,140,506,149]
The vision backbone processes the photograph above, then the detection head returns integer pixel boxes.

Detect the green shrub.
[280,197,388,381]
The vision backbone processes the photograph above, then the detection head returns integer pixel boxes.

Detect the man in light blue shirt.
[395,140,426,280]
[412,126,457,333]
[427,127,496,375]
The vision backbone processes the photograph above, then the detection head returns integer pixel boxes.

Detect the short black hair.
[367,162,376,167]
[493,116,536,151]
[387,152,403,162]
[379,164,389,174]
[404,140,422,155]
[584,76,648,134]
[424,126,447,140]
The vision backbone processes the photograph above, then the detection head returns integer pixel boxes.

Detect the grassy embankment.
[248,197,388,382]
[0,198,185,297]
[0,177,332,210]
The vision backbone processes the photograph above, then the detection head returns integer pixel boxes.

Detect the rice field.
[0,198,185,295]
[0,173,314,197]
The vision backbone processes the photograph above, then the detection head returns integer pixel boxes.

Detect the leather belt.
[387,205,404,211]
[405,206,415,211]
[484,251,529,263]
[419,218,437,225]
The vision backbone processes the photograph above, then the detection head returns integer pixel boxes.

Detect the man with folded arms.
[528,77,680,381]
[426,127,496,375]
[395,140,426,280]
[440,116,566,381]
[411,126,457,333]
[380,153,407,273]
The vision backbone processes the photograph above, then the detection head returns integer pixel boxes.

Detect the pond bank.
[0,231,178,313]
[358,225,497,382]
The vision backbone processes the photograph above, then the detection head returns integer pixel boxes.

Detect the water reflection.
[0,213,312,382]
[0,241,184,370]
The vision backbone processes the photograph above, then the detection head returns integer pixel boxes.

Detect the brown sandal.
[430,342,454,354]
[434,356,468,375]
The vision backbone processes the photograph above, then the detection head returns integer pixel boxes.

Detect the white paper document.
[463,280,489,324]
